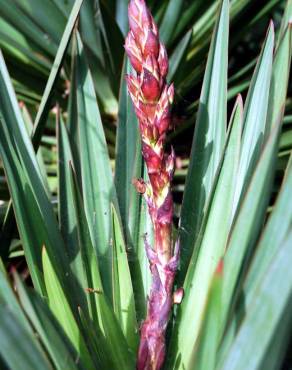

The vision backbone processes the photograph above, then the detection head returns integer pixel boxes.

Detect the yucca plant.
[0,0,292,369]
[0,0,290,218]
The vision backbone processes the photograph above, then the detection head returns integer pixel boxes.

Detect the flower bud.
[132,178,147,194]
[142,143,162,173]
[126,74,139,97]
[142,29,159,58]
[128,0,151,41]
[157,85,169,109]
[155,110,170,135]
[141,68,161,101]
[144,55,160,80]
[154,85,171,134]
[166,148,175,179]
[138,100,157,121]
[124,32,143,73]
[157,191,173,224]
[167,83,174,104]
[140,121,155,143]
[158,43,168,77]
[125,75,141,108]
[149,14,158,36]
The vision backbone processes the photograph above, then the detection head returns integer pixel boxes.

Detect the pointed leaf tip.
[235,94,243,109]
[41,245,46,255]
[268,20,275,37]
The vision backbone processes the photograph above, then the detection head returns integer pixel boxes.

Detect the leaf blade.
[179,0,229,281]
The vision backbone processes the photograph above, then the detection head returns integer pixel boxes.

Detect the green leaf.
[78,0,103,61]
[77,307,117,369]
[57,112,79,250]
[111,204,138,351]
[168,30,192,82]
[0,268,53,370]
[0,57,87,314]
[0,50,45,189]
[218,136,291,370]
[115,58,139,230]
[115,0,128,36]
[0,46,42,260]
[179,0,229,281]
[74,32,117,295]
[232,22,274,212]
[221,121,282,334]
[114,58,153,317]
[32,0,84,150]
[67,163,104,316]
[67,38,81,179]
[57,116,99,322]
[15,273,86,370]
[280,129,292,151]
[0,0,57,57]
[13,0,66,44]
[114,57,152,316]
[0,116,47,293]
[220,229,292,370]
[0,304,53,370]
[258,302,292,370]
[21,103,50,193]
[168,93,242,369]
[98,0,124,97]
[0,263,33,333]
[65,1,119,115]
[244,154,292,306]
[267,23,292,132]
[277,0,292,47]
[57,113,87,285]
[160,0,184,46]
[0,17,51,73]
[128,159,153,320]
[42,246,94,370]
[68,164,135,370]
[0,0,83,260]
[166,0,194,33]
[193,261,223,370]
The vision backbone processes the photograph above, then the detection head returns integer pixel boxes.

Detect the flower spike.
[125,1,180,369]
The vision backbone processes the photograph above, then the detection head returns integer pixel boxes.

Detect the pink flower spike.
[125,1,177,368]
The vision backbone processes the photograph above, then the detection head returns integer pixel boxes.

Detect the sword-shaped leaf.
[179,0,229,282]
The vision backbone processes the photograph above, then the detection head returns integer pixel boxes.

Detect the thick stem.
[154,222,171,263]
[137,242,179,370]
[136,160,177,369]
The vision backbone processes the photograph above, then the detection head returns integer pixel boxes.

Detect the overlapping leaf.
[179,0,229,285]
[74,33,117,294]
[168,91,241,369]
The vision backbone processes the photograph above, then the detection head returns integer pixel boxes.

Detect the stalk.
[125,1,180,369]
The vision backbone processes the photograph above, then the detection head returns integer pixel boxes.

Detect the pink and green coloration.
[125,0,180,368]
